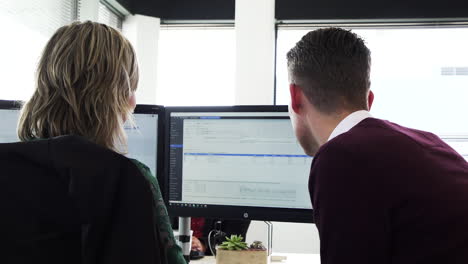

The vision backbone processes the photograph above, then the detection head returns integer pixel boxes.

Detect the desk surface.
[190,253,320,264]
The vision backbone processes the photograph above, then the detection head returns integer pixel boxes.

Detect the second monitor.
[166,105,314,223]
[125,104,165,181]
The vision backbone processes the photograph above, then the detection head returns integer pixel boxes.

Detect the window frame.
[98,0,126,30]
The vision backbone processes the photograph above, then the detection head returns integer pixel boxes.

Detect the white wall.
[234,0,276,105]
[123,15,160,104]
[246,221,319,254]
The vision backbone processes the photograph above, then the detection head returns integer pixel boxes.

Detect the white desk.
[191,253,320,264]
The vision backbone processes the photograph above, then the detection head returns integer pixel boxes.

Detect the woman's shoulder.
[129,158,156,179]
[129,158,150,171]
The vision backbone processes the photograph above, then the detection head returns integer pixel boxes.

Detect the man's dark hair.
[287,28,371,114]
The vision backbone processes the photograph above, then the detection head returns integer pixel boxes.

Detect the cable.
[208,229,217,257]
[207,227,227,258]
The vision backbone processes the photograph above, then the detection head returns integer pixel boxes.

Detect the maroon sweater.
[309,118,468,264]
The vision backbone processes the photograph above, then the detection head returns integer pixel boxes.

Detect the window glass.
[0,0,77,101]
[276,26,468,159]
[157,26,235,106]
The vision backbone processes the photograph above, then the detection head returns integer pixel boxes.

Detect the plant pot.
[216,249,268,264]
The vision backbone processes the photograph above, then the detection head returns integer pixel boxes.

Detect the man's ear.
[289,83,306,114]
[289,83,304,114]
[368,90,374,111]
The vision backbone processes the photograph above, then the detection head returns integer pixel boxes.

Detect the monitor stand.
[265,221,273,256]
[178,216,191,262]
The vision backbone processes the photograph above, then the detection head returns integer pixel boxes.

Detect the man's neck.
[308,110,353,146]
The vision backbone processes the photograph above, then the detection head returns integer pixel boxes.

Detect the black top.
[0,136,165,264]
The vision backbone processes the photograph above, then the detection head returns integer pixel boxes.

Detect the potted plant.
[216,235,268,264]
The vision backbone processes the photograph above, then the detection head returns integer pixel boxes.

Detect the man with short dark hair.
[287,27,468,263]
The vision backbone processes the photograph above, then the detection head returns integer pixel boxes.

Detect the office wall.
[123,15,160,104]
[234,0,275,105]
[246,221,319,254]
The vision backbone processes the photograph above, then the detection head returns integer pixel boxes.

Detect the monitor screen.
[165,106,314,223]
[126,105,164,178]
[0,100,21,143]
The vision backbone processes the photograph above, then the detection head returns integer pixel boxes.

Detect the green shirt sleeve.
[131,159,187,264]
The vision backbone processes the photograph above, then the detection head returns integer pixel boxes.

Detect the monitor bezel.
[133,104,166,194]
[0,100,22,110]
[164,105,314,223]
[0,100,22,143]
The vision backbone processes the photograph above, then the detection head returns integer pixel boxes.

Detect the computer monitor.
[0,101,164,179]
[126,104,165,181]
[165,105,314,223]
[0,100,21,143]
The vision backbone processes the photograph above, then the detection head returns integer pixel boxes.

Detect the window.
[98,1,123,30]
[0,0,78,101]
[157,26,236,106]
[276,25,468,159]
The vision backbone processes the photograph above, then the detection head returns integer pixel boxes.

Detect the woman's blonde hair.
[18,21,139,153]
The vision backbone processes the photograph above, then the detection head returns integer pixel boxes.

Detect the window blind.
[0,0,78,100]
[98,1,123,30]
[0,0,77,37]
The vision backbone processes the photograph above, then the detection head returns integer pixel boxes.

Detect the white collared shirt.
[327,110,372,142]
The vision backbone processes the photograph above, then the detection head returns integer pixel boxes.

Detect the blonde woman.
[18,21,186,264]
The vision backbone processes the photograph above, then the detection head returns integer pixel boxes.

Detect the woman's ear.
[129,92,136,110]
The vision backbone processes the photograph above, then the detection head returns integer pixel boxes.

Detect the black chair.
[0,136,165,264]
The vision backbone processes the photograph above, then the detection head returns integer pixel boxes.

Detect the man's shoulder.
[336,117,418,144]
[337,118,439,146]
[316,118,442,162]
[309,118,422,192]
[316,118,390,156]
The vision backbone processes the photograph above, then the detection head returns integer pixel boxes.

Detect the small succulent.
[218,235,249,251]
[250,241,266,250]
